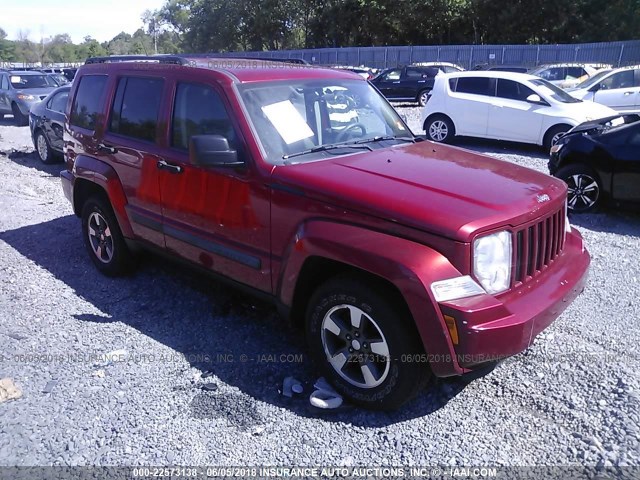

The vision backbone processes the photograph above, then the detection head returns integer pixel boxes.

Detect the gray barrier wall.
[216,40,640,69]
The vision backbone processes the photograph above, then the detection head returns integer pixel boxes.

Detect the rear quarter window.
[70,75,108,131]
[455,77,494,96]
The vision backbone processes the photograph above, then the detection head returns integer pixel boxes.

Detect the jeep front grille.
[512,206,566,286]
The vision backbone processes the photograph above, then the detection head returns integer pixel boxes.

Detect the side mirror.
[526,94,545,105]
[590,83,604,92]
[189,135,243,167]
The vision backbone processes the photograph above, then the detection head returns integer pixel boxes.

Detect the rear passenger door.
[100,74,167,248]
[399,67,431,99]
[157,78,271,292]
[490,79,544,143]
[44,89,69,151]
[450,76,495,136]
[0,74,9,114]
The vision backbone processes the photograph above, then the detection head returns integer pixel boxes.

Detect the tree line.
[1,0,639,64]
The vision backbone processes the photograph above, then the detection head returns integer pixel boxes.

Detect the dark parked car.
[60,55,589,410]
[549,114,640,212]
[0,70,59,125]
[29,85,70,163]
[370,66,441,106]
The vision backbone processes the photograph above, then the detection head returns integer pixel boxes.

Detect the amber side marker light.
[444,315,459,345]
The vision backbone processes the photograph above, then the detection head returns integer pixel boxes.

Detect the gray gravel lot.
[0,108,639,471]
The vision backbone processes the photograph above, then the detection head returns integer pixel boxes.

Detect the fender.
[278,220,467,376]
[73,155,134,238]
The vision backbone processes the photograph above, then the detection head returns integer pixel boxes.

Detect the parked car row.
[421,70,616,149]
[370,62,613,106]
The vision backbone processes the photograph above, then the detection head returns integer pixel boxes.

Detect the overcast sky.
[2,0,168,44]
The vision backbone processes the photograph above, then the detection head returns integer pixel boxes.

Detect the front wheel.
[11,104,28,126]
[35,131,55,164]
[306,275,430,410]
[425,115,454,143]
[544,125,570,151]
[555,164,602,213]
[81,195,134,276]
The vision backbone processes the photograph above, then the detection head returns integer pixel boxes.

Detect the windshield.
[529,78,581,103]
[573,69,612,90]
[49,74,70,86]
[238,79,411,164]
[10,74,57,89]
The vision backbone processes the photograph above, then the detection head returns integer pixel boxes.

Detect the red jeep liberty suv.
[60,55,590,410]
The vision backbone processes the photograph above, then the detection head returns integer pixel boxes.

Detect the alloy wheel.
[87,211,114,263]
[566,173,599,212]
[36,134,49,162]
[321,304,390,389]
[428,120,448,142]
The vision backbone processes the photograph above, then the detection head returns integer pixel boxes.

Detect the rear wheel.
[305,275,430,410]
[417,89,430,107]
[555,164,602,213]
[11,103,28,126]
[81,195,134,276]
[425,115,454,143]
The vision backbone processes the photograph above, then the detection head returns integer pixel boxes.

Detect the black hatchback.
[29,85,70,164]
[370,66,440,106]
[549,114,640,212]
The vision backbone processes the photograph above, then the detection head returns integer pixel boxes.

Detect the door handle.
[157,159,183,174]
[392,81,401,84]
[97,143,118,154]
[624,92,634,96]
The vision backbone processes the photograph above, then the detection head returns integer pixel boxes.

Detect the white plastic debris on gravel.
[1,111,639,469]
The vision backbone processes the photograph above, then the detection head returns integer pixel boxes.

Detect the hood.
[272,142,567,241]
[567,88,591,100]
[557,99,617,121]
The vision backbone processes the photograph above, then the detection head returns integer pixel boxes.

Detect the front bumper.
[437,228,589,371]
[61,169,73,204]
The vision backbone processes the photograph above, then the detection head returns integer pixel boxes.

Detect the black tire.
[81,195,134,276]
[555,163,602,213]
[424,115,454,143]
[11,103,28,126]
[35,130,55,164]
[544,125,570,151]
[305,275,431,410]
[417,89,430,107]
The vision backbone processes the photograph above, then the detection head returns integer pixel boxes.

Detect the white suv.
[422,71,616,149]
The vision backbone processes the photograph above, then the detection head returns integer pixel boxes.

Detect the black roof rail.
[85,55,189,65]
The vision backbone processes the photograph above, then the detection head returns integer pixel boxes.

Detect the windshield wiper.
[282,143,373,160]
[352,135,417,144]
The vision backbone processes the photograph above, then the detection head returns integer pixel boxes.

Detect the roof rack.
[85,55,189,65]
[84,54,310,67]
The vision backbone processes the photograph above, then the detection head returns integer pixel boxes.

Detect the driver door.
[158,78,271,291]
[593,69,639,112]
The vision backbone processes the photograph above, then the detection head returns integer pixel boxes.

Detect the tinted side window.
[48,91,69,113]
[171,83,236,151]
[456,77,494,96]
[109,77,163,142]
[0,75,7,90]
[602,70,635,90]
[381,69,401,81]
[496,79,536,101]
[567,67,586,78]
[70,75,108,130]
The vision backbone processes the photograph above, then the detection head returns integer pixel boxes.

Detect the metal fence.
[217,40,640,70]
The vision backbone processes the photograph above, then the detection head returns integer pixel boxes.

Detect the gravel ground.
[1,108,640,472]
